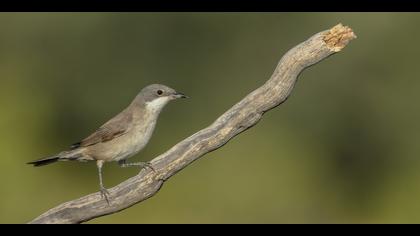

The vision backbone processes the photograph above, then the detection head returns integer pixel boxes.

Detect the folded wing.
[71,110,133,149]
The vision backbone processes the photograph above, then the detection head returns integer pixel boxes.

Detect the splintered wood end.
[323,23,357,52]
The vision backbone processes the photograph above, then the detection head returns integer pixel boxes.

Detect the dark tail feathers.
[27,156,60,167]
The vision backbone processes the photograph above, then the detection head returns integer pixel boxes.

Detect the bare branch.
[29,24,356,224]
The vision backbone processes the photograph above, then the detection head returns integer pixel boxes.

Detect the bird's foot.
[119,161,156,173]
[143,162,156,173]
[100,187,110,205]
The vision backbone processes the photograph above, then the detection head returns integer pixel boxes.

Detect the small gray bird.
[28,84,188,203]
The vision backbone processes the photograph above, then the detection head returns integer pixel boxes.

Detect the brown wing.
[70,110,133,149]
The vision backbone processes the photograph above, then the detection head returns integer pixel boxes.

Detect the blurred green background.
[1,13,420,224]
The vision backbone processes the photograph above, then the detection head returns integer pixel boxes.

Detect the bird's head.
[134,84,188,111]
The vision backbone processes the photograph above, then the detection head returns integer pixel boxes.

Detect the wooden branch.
[29,24,356,224]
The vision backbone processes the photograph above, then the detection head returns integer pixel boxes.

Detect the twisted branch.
[29,24,356,224]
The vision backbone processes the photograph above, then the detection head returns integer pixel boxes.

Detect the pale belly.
[112,130,150,161]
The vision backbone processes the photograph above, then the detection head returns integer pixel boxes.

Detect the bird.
[27,84,188,204]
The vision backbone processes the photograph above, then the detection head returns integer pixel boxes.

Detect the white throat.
[145,97,171,113]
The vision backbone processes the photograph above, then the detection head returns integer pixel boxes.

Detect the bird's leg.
[118,159,155,172]
[97,160,110,205]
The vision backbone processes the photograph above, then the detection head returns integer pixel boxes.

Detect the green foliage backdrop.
[1,13,420,223]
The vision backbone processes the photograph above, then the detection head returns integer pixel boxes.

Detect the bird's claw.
[143,162,156,173]
[100,187,110,205]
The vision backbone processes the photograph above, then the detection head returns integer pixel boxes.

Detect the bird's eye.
[157,90,163,95]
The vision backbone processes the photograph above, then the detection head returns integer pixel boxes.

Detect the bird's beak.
[173,92,189,99]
